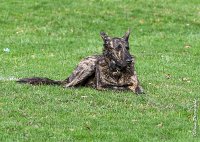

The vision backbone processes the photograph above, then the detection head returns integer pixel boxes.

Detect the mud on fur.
[17,29,144,94]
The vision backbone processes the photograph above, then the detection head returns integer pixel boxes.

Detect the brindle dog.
[17,30,144,94]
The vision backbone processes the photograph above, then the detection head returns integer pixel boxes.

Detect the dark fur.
[17,30,144,94]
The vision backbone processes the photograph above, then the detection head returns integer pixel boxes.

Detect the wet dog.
[17,29,144,94]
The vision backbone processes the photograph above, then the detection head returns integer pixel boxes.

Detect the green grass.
[0,0,200,141]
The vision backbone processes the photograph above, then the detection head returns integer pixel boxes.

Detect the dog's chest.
[97,58,133,87]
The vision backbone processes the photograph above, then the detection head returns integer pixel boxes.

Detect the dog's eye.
[126,46,129,50]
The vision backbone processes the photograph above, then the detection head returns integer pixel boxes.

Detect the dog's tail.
[16,77,63,85]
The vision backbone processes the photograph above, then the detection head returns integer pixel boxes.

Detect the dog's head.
[101,29,133,70]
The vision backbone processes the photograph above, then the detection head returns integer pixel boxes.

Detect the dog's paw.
[135,86,145,95]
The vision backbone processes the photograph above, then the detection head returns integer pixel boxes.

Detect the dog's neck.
[103,54,124,73]
[103,49,116,70]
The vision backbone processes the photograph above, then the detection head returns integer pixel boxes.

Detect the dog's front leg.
[128,71,144,94]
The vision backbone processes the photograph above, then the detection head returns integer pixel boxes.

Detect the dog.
[17,29,144,94]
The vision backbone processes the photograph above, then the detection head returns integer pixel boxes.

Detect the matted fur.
[17,30,144,94]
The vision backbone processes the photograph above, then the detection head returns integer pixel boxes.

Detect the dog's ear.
[100,32,110,43]
[122,29,131,41]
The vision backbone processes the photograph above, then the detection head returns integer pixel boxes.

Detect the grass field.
[0,0,200,141]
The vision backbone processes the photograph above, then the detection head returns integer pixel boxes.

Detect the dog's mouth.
[110,60,130,71]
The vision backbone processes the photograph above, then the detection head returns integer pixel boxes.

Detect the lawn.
[0,0,200,141]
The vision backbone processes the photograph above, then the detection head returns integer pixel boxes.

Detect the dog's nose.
[126,59,132,63]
